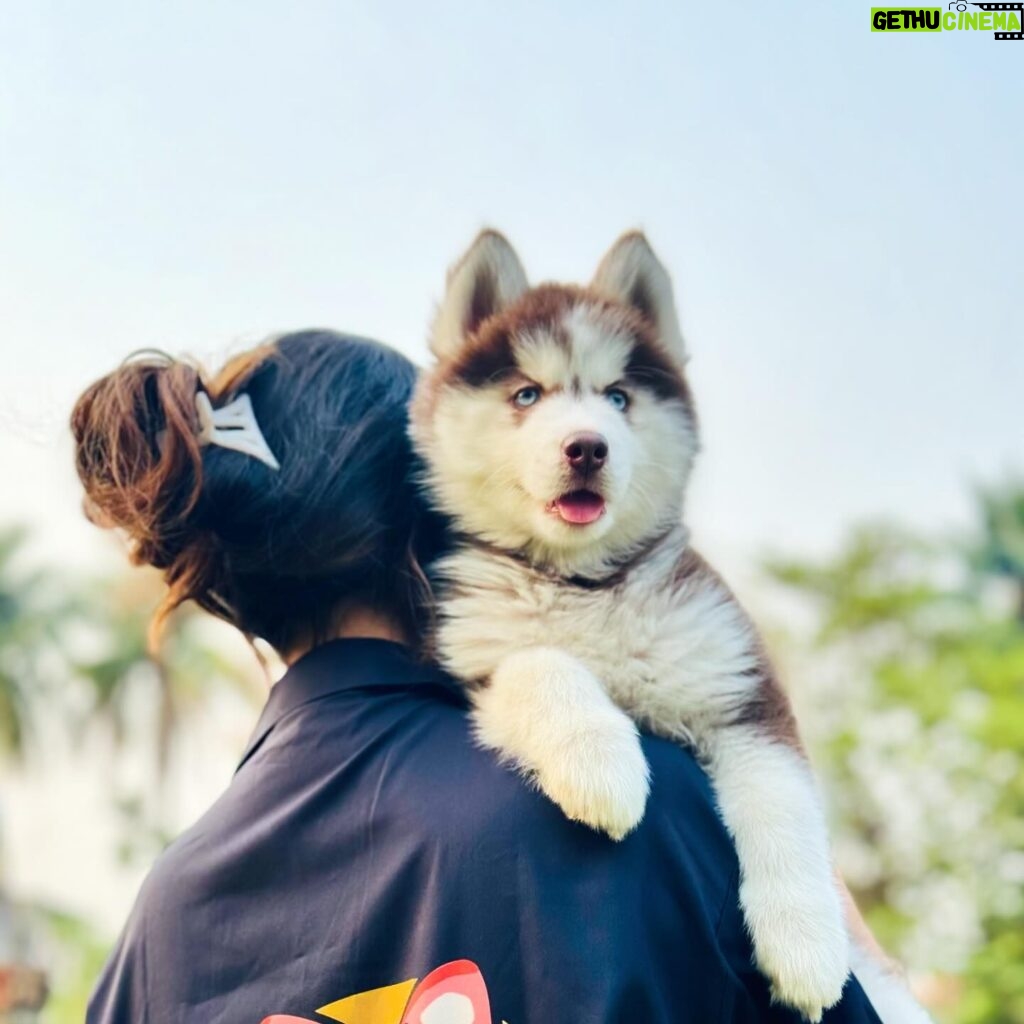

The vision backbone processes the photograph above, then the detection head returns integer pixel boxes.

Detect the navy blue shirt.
[88,639,881,1024]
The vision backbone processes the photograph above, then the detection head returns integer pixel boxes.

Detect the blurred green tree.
[971,483,1024,624]
[0,527,58,761]
[764,484,1024,1024]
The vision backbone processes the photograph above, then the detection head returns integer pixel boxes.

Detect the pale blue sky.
[1,0,1021,568]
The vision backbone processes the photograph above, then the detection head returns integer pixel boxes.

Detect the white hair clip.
[195,391,281,471]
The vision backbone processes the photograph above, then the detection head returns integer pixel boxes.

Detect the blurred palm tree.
[70,569,262,779]
[2,524,261,786]
[1,524,265,1022]
[0,526,65,1019]
[63,567,265,860]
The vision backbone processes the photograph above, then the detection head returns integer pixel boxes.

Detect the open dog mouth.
[548,489,606,526]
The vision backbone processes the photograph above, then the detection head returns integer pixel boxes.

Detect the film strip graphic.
[970,1,1024,39]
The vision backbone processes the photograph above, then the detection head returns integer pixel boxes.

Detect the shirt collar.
[237,638,466,770]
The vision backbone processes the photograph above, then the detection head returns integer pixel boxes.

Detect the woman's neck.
[283,608,409,665]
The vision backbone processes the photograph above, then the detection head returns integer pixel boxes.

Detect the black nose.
[563,432,609,473]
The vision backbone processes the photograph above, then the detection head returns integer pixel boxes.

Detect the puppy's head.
[411,230,699,575]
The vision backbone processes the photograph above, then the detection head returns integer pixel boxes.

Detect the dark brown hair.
[71,330,444,655]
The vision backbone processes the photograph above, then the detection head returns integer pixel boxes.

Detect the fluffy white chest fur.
[412,229,931,1024]
[435,526,761,745]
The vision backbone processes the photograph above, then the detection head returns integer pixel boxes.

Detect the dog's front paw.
[743,883,850,1022]
[536,722,650,840]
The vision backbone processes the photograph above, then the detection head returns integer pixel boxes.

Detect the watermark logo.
[871,3,1023,39]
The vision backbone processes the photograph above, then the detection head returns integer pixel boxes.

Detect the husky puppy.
[410,231,891,1020]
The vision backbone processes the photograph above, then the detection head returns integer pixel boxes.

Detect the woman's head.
[71,330,442,657]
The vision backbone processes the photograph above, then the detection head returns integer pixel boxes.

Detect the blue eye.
[605,388,630,412]
[513,386,541,408]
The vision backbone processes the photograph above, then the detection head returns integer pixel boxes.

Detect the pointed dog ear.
[430,230,528,360]
[591,232,686,362]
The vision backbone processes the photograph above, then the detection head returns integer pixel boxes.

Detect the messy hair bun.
[71,332,442,655]
[71,355,219,642]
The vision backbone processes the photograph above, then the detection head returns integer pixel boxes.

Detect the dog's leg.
[707,725,850,1022]
[472,646,650,840]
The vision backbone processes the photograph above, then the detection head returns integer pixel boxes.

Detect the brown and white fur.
[410,230,931,1023]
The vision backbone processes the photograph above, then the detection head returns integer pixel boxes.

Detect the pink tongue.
[555,491,606,525]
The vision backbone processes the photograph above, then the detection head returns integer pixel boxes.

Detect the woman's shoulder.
[378,701,744,936]
[381,695,731,852]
